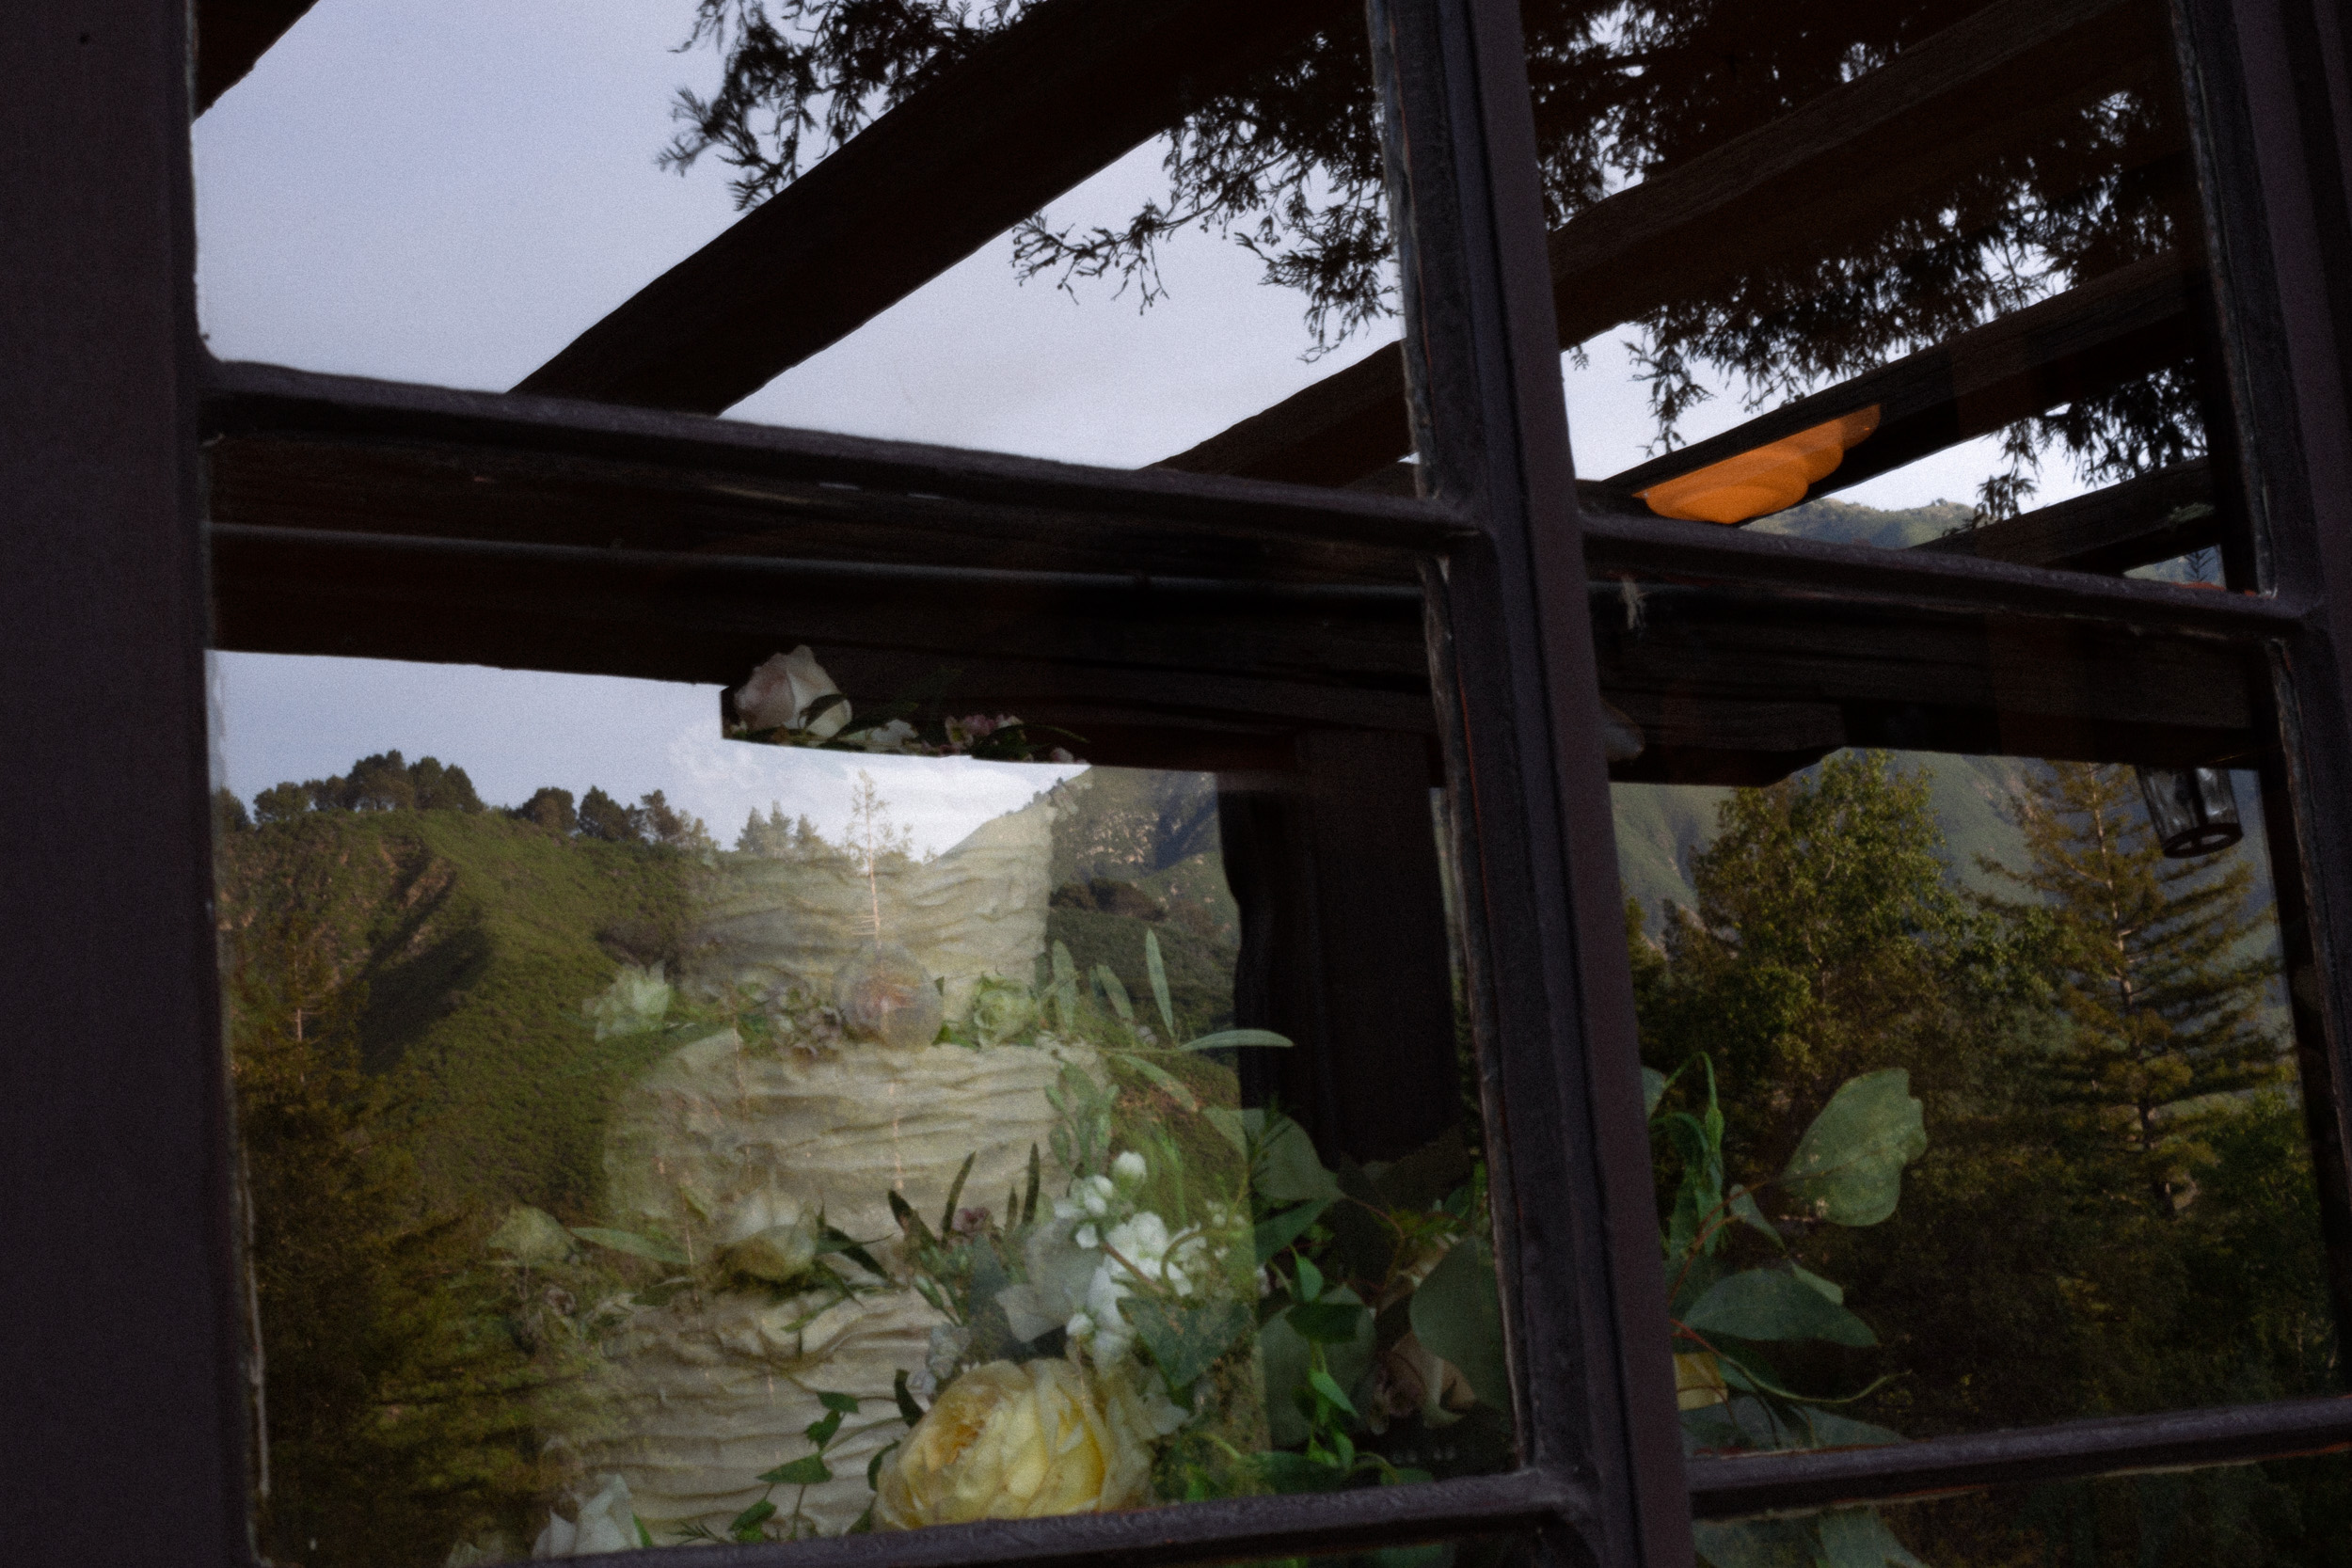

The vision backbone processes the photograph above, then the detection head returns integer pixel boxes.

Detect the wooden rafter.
[515,0,1353,412]
[1599,251,2201,510]
[1914,458,2217,572]
[1156,0,2176,485]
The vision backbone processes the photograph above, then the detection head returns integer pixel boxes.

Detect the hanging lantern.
[2135,766,2244,857]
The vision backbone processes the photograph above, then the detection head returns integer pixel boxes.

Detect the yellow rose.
[1675,1351,1728,1411]
[874,1358,1153,1528]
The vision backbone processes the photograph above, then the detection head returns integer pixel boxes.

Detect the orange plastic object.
[1637,406,1882,524]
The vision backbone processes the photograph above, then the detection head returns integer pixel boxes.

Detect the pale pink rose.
[736,646,850,737]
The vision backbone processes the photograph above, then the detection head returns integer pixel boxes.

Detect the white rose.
[736,646,850,737]
[532,1474,636,1557]
[860,718,920,753]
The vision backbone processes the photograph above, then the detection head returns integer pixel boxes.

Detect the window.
[4,0,2350,1565]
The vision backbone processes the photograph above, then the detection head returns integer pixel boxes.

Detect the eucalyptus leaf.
[1204,1105,1249,1156]
[1145,929,1176,1037]
[1258,1286,1373,1446]
[761,1453,831,1487]
[1251,1111,1343,1206]
[1682,1268,1876,1347]
[1253,1197,1329,1265]
[893,1368,924,1426]
[1127,1298,1252,1394]
[729,1499,777,1540]
[1285,1298,1365,1345]
[1121,1052,1200,1112]
[567,1227,690,1268]
[1307,1367,1359,1418]
[1692,1518,1817,1568]
[1093,963,1135,1022]
[939,1150,976,1238]
[1780,1070,1929,1227]
[1643,1065,1670,1119]
[1409,1236,1510,1410]
[1727,1186,1782,1248]
[1184,1029,1293,1052]
[1790,1263,1843,1305]
[1818,1507,1927,1568]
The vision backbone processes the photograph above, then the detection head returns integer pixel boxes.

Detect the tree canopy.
[665,0,2202,514]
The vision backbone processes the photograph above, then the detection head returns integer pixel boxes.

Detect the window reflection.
[213,654,1506,1562]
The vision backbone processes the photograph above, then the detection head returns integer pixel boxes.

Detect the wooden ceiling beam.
[514,0,1353,412]
[1155,0,2173,486]
[1598,250,2200,510]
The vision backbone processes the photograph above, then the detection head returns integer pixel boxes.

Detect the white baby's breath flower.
[1111,1150,1148,1187]
[861,718,920,753]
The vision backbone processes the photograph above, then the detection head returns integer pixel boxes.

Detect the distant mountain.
[1753,495,1975,549]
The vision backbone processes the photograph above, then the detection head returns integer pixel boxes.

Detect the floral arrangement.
[850,934,1512,1533]
[520,928,1515,1552]
[727,646,1081,764]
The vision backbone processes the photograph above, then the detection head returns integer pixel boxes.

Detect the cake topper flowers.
[727,647,1081,764]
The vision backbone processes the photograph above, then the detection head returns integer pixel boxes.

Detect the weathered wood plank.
[1157,0,2172,484]
[1601,251,2200,507]
[204,360,1469,584]
[515,0,1352,411]
[1914,458,2217,571]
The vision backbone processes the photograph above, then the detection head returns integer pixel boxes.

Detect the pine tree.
[1982,763,2286,1212]
[229,912,548,1564]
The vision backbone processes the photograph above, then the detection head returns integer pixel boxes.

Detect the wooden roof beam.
[1597,250,2200,512]
[1156,0,2175,485]
[514,0,1353,412]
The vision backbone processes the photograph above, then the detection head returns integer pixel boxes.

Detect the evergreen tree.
[409,756,485,814]
[1982,763,2287,1212]
[575,784,641,843]
[253,781,310,825]
[515,786,577,836]
[228,912,548,1565]
[1636,751,1997,1168]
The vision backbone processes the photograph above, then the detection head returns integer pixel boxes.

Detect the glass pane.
[1591,577,2344,1452]
[1697,1450,2352,1567]
[1526,0,2258,582]
[194,0,1402,481]
[210,646,1510,1564]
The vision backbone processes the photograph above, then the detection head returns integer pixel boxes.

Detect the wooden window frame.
[4,0,2350,1563]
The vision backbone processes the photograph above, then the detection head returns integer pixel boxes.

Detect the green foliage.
[216,805,706,1220]
[1778,1071,1929,1227]
[1979,762,2287,1212]
[228,911,551,1566]
[251,750,487,819]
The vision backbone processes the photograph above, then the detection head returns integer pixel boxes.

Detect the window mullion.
[1373,2,1694,1564]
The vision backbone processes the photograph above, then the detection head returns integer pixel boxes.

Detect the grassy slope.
[218,810,701,1220]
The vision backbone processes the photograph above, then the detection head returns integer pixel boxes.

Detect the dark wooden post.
[0,2,246,1561]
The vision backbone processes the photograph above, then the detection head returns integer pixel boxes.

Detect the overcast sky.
[196,0,2084,843]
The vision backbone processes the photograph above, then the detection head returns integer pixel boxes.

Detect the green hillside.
[217,809,704,1220]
